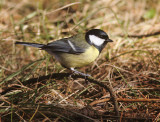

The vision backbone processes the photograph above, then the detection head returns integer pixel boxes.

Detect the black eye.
[100,35,107,39]
[99,35,104,38]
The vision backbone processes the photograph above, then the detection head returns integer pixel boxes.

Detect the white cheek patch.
[89,35,105,46]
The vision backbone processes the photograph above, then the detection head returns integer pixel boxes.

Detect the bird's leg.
[70,68,91,77]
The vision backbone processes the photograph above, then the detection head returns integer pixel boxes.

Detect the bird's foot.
[70,68,91,77]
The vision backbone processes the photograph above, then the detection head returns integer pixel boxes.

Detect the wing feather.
[41,38,85,54]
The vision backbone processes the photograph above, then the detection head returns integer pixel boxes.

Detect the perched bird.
[15,29,113,76]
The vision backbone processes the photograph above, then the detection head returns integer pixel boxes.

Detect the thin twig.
[90,98,160,106]
[46,2,81,15]
[120,30,160,38]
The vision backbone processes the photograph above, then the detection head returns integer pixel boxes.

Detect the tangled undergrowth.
[0,0,160,121]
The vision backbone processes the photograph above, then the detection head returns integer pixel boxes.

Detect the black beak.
[107,39,113,42]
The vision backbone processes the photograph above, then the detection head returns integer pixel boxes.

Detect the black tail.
[15,42,45,48]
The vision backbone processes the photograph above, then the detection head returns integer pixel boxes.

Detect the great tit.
[15,29,113,76]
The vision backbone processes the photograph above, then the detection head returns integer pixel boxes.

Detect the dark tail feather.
[15,42,45,48]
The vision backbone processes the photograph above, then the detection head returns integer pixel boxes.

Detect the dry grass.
[0,0,160,121]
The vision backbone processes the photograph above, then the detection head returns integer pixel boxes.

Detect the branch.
[1,73,119,117]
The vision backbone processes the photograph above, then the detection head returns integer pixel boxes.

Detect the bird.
[15,29,113,76]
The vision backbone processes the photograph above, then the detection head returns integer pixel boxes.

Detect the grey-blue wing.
[41,38,85,54]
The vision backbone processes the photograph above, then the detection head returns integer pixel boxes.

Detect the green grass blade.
[0,58,44,85]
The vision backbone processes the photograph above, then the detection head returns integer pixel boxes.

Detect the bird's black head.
[85,29,113,52]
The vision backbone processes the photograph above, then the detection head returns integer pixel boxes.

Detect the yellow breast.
[56,46,99,68]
